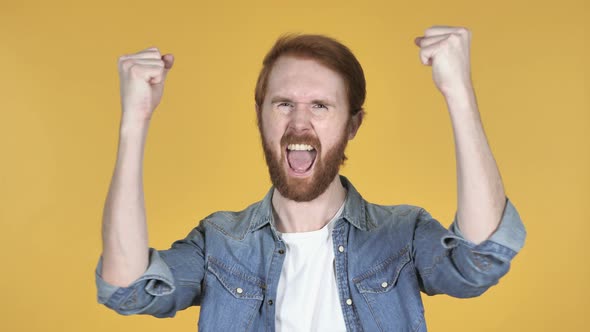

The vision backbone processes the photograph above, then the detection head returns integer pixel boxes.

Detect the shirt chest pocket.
[352,246,425,332]
[199,256,265,331]
[354,248,411,294]
[207,256,265,300]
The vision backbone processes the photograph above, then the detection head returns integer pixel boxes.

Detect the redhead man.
[96,26,526,331]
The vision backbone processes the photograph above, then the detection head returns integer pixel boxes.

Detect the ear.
[347,110,364,140]
[255,103,262,120]
[255,103,263,129]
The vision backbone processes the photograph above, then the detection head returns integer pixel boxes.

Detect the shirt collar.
[247,175,369,233]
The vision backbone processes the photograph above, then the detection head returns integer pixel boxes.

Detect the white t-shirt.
[274,202,347,332]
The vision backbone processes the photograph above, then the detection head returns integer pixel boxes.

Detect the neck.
[271,175,347,233]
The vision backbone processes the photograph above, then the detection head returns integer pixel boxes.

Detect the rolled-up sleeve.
[442,197,526,253]
[95,248,175,304]
[95,225,206,317]
[413,197,526,298]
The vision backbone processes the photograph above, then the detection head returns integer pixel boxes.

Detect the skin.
[100,47,174,287]
[414,26,506,244]
[100,25,505,287]
[256,56,362,233]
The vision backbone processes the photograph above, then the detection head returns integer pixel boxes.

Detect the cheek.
[261,113,286,146]
[317,122,349,148]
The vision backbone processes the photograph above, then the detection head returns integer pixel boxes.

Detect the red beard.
[259,120,350,202]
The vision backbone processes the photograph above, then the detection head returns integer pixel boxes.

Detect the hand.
[414,26,473,98]
[118,47,175,123]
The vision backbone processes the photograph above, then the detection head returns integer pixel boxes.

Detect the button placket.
[332,224,361,331]
[264,238,286,330]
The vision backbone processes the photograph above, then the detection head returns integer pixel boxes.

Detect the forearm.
[100,119,151,287]
[446,86,506,244]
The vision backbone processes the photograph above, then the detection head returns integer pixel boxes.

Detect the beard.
[259,119,350,202]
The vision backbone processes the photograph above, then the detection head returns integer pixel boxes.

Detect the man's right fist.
[118,47,174,123]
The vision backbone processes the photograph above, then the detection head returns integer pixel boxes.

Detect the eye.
[312,104,328,110]
[277,102,293,110]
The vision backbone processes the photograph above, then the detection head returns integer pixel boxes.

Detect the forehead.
[265,55,346,104]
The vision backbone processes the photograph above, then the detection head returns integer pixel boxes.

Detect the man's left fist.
[415,26,473,98]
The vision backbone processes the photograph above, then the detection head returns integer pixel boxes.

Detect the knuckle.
[419,50,427,62]
[117,55,130,69]
[448,34,462,44]
[120,58,135,71]
[129,64,143,75]
[148,47,161,56]
[457,27,470,36]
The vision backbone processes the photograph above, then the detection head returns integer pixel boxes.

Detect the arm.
[96,48,205,317]
[411,26,526,297]
[412,202,525,298]
[415,26,505,244]
[96,226,206,317]
[447,86,506,244]
[100,121,150,286]
[101,47,174,286]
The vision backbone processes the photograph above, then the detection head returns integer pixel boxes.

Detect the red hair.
[254,34,366,116]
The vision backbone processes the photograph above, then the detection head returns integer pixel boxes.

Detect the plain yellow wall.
[1,0,587,331]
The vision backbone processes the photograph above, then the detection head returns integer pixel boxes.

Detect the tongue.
[287,150,315,172]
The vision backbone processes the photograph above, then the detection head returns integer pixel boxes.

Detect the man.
[96,26,526,331]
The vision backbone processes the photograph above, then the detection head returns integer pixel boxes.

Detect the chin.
[262,133,347,202]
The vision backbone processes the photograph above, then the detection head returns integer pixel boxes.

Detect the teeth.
[287,144,314,151]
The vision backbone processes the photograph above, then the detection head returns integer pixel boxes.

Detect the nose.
[288,103,312,133]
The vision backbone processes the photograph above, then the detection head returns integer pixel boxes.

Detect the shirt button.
[338,245,345,253]
[346,298,352,306]
[236,288,243,294]
[278,249,285,255]
[268,299,274,305]
[381,282,388,288]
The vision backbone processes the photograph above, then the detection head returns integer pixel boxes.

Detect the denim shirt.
[95,176,526,331]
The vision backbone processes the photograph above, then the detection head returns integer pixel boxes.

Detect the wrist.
[443,83,477,111]
[119,115,150,137]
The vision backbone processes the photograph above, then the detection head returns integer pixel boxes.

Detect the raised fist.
[117,47,174,123]
[414,26,472,98]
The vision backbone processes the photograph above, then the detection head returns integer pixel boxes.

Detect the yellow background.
[1,0,587,331]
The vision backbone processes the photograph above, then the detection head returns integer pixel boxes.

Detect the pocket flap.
[207,256,265,301]
[353,247,411,294]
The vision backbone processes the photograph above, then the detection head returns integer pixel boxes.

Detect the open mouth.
[285,143,317,175]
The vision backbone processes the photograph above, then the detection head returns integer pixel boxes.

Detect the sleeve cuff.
[95,248,176,304]
[441,197,526,253]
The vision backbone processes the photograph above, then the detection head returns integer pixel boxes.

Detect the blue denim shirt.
[95,176,526,331]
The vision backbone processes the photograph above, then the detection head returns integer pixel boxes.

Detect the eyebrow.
[270,95,335,106]
[270,96,294,104]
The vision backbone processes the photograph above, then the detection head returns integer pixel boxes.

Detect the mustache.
[280,131,321,151]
